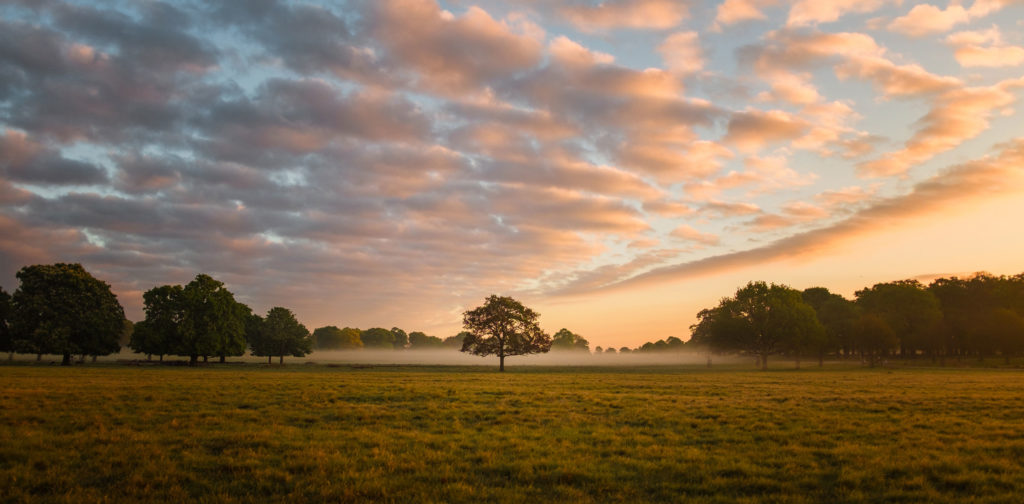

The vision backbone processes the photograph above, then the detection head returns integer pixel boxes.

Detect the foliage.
[360,327,395,349]
[390,327,409,349]
[408,331,444,349]
[130,284,183,359]
[550,328,590,352]
[690,281,824,370]
[250,307,312,364]
[177,274,250,363]
[462,295,551,371]
[443,331,470,349]
[856,280,943,358]
[313,325,363,350]
[9,263,125,364]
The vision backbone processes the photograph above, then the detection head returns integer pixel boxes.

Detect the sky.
[2,0,1024,349]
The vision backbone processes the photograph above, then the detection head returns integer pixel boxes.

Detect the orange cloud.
[713,0,779,28]
[658,31,704,75]
[561,0,688,31]
[787,0,887,26]
[671,224,720,245]
[947,27,1024,67]
[888,4,970,37]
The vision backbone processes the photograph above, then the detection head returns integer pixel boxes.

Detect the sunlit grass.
[2,364,1023,503]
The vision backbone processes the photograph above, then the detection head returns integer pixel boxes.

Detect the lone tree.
[250,307,312,364]
[461,295,551,371]
[10,263,126,365]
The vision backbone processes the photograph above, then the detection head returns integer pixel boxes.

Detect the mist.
[15,349,747,367]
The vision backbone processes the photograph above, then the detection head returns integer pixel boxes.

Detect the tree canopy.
[10,263,126,365]
[409,331,444,349]
[313,325,363,350]
[691,281,823,370]
[360,327,395,348]
[461,295,551,371]
[550,328,590,352]
[250,307,312,364]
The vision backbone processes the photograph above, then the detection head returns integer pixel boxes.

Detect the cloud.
[369,0,544,96]
[658,31,704,75]
[713,0,779,28]
[560,0,688,31]
[786,0,888,26]
[0,129,108,185]
[947,26,1024,67]
[724,108,811,152]
[570,138,1024,293]
[888,4,970,37]
[670,224,720,245]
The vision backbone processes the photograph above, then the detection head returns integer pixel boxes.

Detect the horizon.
[2,0,1024,349]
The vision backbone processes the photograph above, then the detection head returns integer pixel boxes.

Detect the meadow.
[2,363,1023,503]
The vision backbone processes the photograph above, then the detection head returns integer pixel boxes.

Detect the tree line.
[684,274,1024,369]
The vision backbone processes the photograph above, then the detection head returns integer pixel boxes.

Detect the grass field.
[2,364,1024,503]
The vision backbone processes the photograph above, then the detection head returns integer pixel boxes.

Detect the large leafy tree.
[0,286,12,360]
[802,287,859,364]
[550,328,590,352]
[690,281,823,370]
[856,280,942,359]
[10,263,125,365]
[130,284,183,361]
[177,274,248,365]
[461,295,551,371]
[250,307,312,364]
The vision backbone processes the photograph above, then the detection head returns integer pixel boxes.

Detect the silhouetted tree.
[551,328,590,352]
[461,295,551,371]
[10,263,125,365]
[250,307,312,364]
[605,347,617,354]
[619,347,631,353]
[361,327,395,348]
[314,325,352,350]
[854,314,897,367]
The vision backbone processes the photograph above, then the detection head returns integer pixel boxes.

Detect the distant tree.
[619,347,631,354]
[605,347,617,354]
[665,336,686,352]
[10,263,125,365]
[551,328,590,352]
[313,326,348,350]
[391,327,409,350]
[443,331,469,349]
[594,345,603,353]
[361,327,395,348]
[0,286,12,360]
[461,295,551,371]
[856,280,942,359]
[250,307,312,364]
[816,295,861,360]
[119,319,134,347]
[130,284,183,361]
[176,275,248,365]
[409,331,444,349]
[339,327,363,349]
[690,281,823,370]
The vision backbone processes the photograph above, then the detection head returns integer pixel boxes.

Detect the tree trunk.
[279,355,283,365]
[189,354,198,366]
[219,355,226,364]
[146,354,152,361]
[7,351,12,361]
[795,354,800,370]
[62,353,71,366]
[36,353,42,362]
[91,355,97,363]
[499,354,505,372]
[760,353,768,371]
[203,355,208,363]
[818,351,824,368]
[706,355,712,368]
[159,354,164,362]
[267,356,272,365]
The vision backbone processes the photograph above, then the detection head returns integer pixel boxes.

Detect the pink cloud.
[560,0,688,32]
[888,4,970,37]
[947,27,1024,67]
[670,224,720,245]
[787,0,887,26]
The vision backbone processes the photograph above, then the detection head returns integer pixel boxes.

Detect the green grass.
[2,364,1024,503]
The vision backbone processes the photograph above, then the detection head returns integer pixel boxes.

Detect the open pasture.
[2,364,1023,503]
